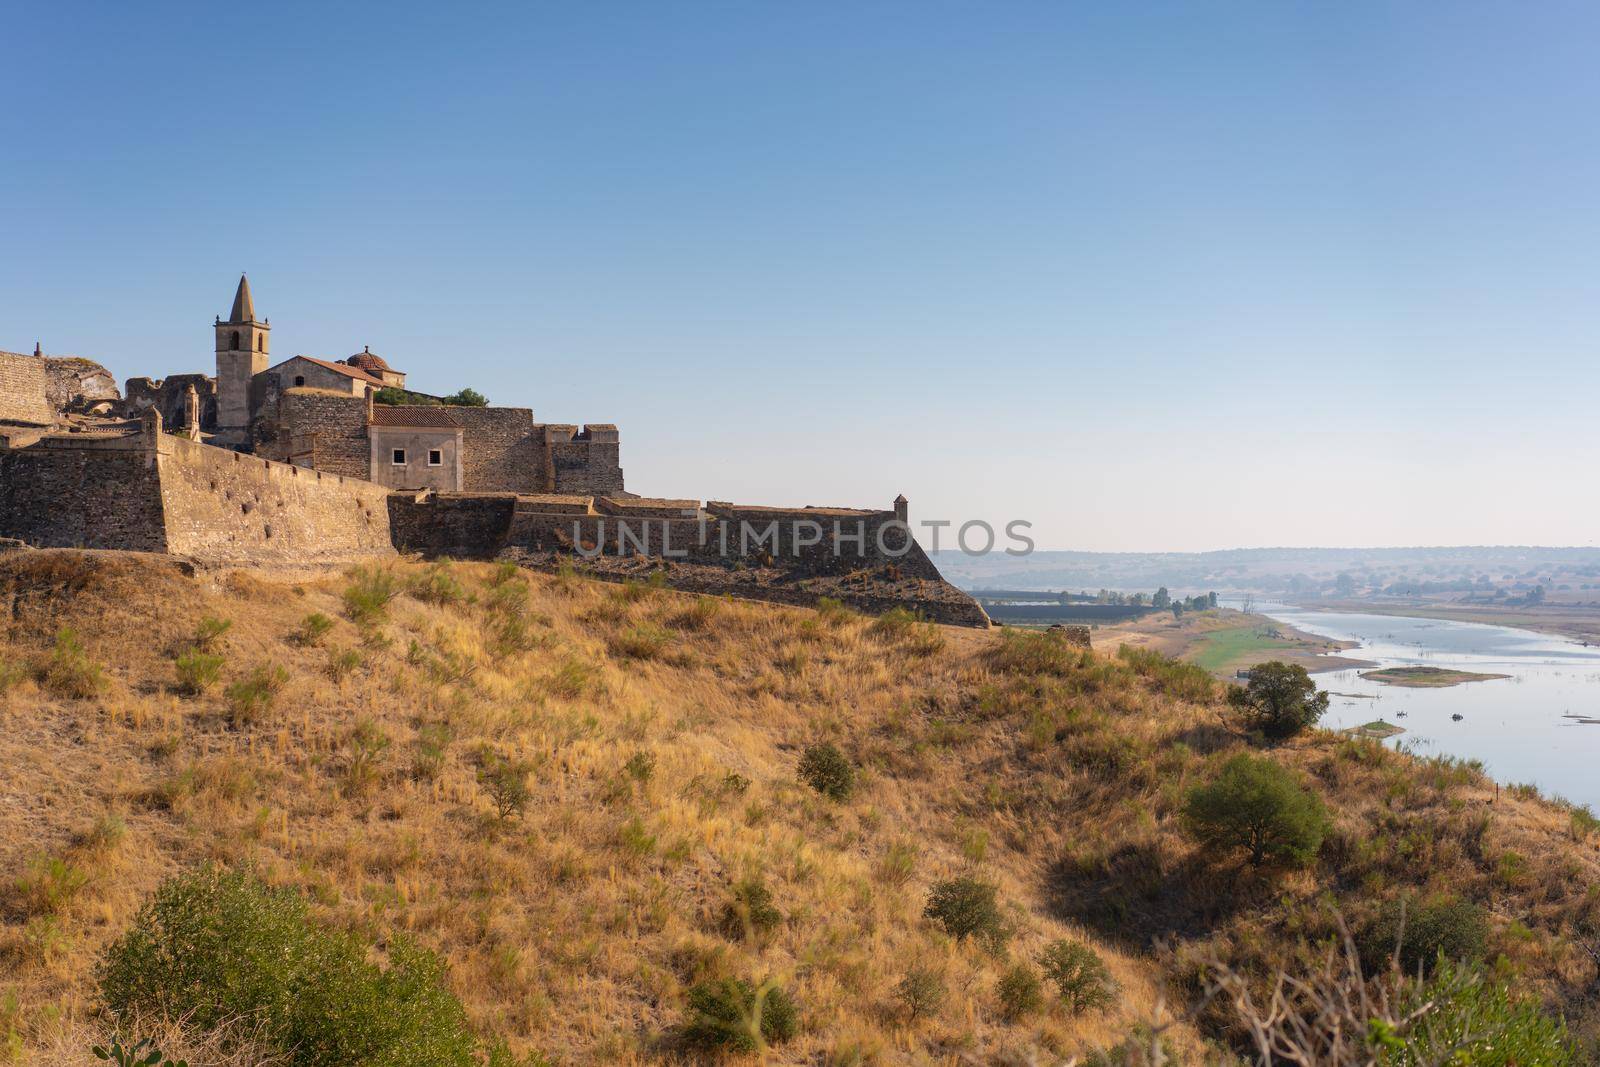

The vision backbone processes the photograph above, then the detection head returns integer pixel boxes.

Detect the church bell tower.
[214,274,269,440]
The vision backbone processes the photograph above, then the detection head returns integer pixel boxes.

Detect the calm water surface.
[1244,602,1600,810]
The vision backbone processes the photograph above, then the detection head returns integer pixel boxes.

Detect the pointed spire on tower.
[229,274,255,322]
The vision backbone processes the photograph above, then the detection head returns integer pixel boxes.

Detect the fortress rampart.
[0,414,393,563]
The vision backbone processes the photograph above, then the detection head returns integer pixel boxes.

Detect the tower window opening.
[293,375,305,387]
[231,330,240,349]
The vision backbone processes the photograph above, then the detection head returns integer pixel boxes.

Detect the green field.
[1185,625,1298,673]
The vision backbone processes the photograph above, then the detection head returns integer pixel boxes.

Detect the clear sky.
[4,3,1599,551]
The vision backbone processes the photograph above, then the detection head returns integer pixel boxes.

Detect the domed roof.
[345,346,391,373]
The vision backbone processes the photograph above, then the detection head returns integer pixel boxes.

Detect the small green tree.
[1183,754,1328,867]
[1229,660,1329,739]
[682,977,798,1052]
[442,388,489,407]
[477,751,534,821]
[996,963,1042,1021]
[1039,939,1117,1013]
[924,877,1007,945]
[894,966,945,1022]
[798,743,855,801]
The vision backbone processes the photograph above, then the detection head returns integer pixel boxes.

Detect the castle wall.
[388,492,518,558]
[544,424,624,494]
[0,435,168,550]
[0,352,53,425]
[0,426,392,563]
[43,357,120,413]
[453,407,544,492]
[158,436,393,562]
[271,390,370,479]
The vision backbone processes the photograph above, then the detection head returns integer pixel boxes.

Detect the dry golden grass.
[1,550,1597,1065]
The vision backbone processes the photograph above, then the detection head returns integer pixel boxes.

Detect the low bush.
[291,613,334,647]
[719,877,783,942]
[410,563,468,607]
[1038,939,1116,1014]
[996,963,1042,1021]
[924,877,1007,946]
[97,867,483,1067]
[1183,754,1328,867]
[477,751,534,821]
[894,966,945,1022]
[1116,645,1214,702]
[868,608,945,655]
[798,743,855,801]
[608,623,671,660]
[341,566,397,625]
[990,628,1082,677]
[682,977,798,1053]
[14,853,90,917]
[1363,894,1488,975]
[224,665,288,726]
[42,627,107,699]
[173,650,224,696]
[191,616,232,651]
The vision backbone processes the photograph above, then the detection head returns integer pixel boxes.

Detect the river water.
[1245,602,1600,810]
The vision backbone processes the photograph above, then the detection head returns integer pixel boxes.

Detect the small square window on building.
[391,448,406,465]
[428,449,443,466]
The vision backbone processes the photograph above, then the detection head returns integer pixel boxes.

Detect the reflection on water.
[1238,601,1600,810]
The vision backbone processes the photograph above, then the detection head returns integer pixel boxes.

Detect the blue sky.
[4,2,1599,550]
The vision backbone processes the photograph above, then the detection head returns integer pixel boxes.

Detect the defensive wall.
[0,351,54,425]
[0,413,394,564]
[389,491,991,626]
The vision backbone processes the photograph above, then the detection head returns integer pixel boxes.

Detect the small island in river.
[1359,666,1511,688]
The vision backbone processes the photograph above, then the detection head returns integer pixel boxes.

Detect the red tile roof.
[370,405,460,428]
[281,356,385,387]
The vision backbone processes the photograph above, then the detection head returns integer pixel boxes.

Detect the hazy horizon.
[6,4,1600,552]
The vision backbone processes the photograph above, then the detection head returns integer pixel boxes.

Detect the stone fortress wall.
[0,414,394,563]
[0,351,55,425]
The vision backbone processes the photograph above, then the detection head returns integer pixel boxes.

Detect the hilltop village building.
[0,276,990,626]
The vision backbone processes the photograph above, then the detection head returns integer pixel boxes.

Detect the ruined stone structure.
[0,275,988,625]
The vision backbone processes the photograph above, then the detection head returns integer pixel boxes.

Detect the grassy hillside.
[1,551,1597,1064]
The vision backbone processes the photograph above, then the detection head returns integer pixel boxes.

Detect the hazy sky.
[4,3,1599,551]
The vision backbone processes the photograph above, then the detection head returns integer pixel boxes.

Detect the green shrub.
[996,963,1042,1021]
[624,749,656,783]
[410,563,468,606]
[990,628,1083,677]
[0,657,23,694]
[894,966,945,1022]
[868,608,945,655]
[97,867,481,1067]
[42,627,107,698]
[1116,645,1214,702]
[1182,754,1329,867]
[682,977,799,1052]
[292,612,335,647]
[341,566,397,625]
[814,597,854,626]
[224,665,288,726]
[1364,895,1488,975]
[1570,805,1600,841]
[327,648,363,681]
[1039,939,1116,1013]
[412,721,452,782]
[191,616,232,651]
[344,719,392,796]
[1386,956,1572,1065]
[719,877,783,941]
[1227,661,1329,740]
[173,649,224,695]
[798,743,855,801]
[15,853,90,917]
[477,751,534,821]
[923,877,1007,946]
[608,622,672,660]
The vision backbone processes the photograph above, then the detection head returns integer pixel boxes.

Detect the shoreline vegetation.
[1093,607,1372,678]
[1359,666,1512,689]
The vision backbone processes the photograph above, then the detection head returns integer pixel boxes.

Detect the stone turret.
[182,384,202,441]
